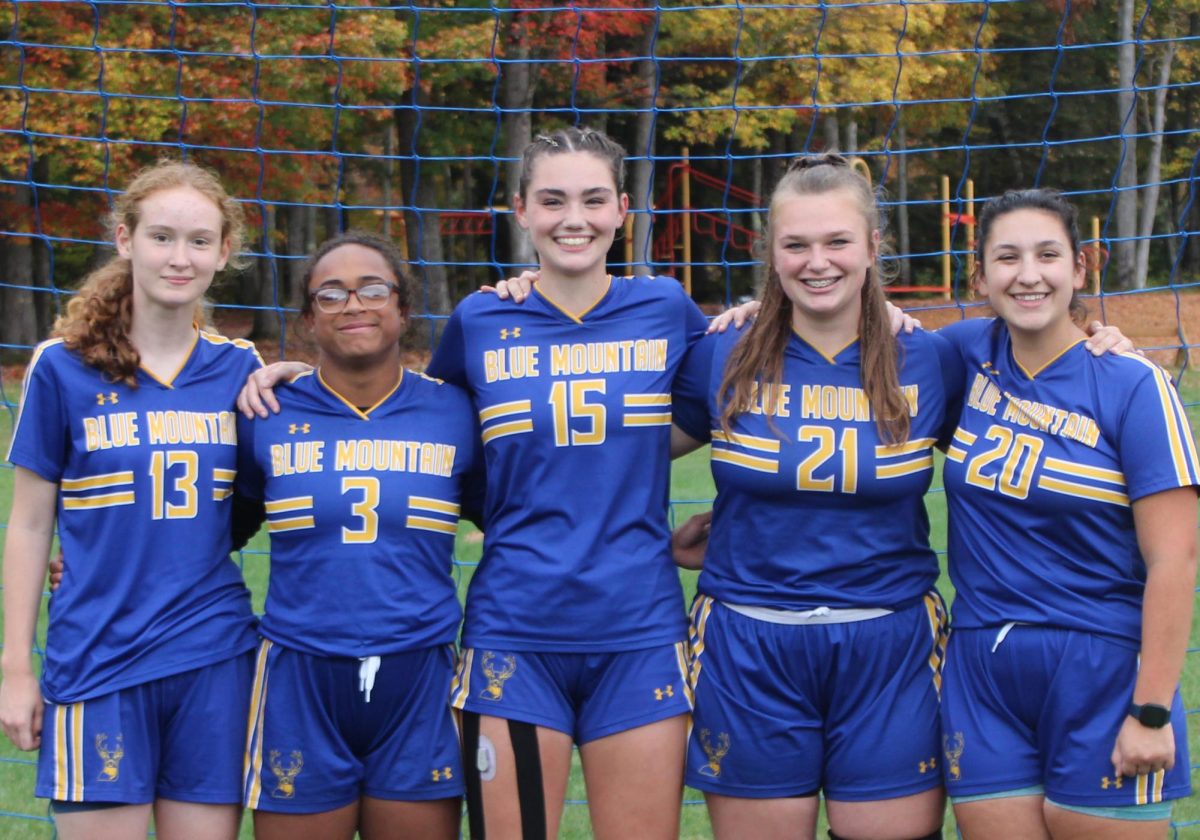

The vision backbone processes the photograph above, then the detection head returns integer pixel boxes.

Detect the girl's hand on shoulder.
[707,300,761,334]
[238,361,312,419]
[1085,321,1137,356]
[1111,715,1175,779]
[0,670,44,751]
[886,301,922,336]
[481,270,539,303]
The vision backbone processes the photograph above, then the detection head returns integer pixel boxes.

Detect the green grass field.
[0,376,1198,838]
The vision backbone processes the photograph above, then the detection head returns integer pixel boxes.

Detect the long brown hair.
[53,160,246,387]
[717,154,910,445]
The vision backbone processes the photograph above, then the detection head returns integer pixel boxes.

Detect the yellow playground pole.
[682,147,693,296]
[941,175,951,299]
[965,178,975,282]
[1091,216,1101,294]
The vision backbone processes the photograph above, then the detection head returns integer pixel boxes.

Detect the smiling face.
[305,243,407,368]
[771,188,879,335]
[514,150,628,282]
[974,207,1085,340]
[116,185,229,316]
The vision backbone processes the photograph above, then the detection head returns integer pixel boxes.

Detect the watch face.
[1136,703,1171,728]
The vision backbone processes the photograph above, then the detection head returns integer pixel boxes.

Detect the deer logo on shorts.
[269,750,304,799]
[698,729,730,778]
[943,732,965,781]
[95,733,124,782]
[479,652,517,701]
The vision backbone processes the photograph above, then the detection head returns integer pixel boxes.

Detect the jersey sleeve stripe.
[711,448,780,474]
[876,437,937,457]
[1129,355,1200,485]
[60,471,135,491]
[213,468,236,482]
[711,430,782,453]
[406,516,458,534]
[264,496,314,514]
[268,516,315,532]
[479,400,532,422]
[624,393,672,407]
[409,496,461,515]
[1040,458,1125,486]
[944,445,967,463]
[213,487,234,501]
[62,492,136,510]
[877,456,934,479]
[623,413,672,426]
[1155,368,1200,484]
[1035,475,1130,507]
[480,419,534,444]
[8,339,64,463]
[952,428,977,446]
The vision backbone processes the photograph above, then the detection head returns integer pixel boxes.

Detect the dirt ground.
[907,288,1199,368]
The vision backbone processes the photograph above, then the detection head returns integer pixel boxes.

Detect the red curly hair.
[53,160,246,387]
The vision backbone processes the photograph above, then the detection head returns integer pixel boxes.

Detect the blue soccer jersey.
[940,317,1200,643]
[235,369,482,656]
[672,326,963,610]
[8,332,261,704]
[427,276,709,651]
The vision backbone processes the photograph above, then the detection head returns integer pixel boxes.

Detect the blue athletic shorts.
[940,625,1191,807]
[685,593,948,801]
[36,651,254,805]
[243,640,463,813]
[451,643,691,744]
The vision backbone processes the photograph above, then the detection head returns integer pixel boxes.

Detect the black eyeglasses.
[310,282,399,314]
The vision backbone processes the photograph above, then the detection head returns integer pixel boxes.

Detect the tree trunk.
[1113,0,1138,289]
[2,178,43,348]
[823,111,840,152]
[896,120,911,283]
[0,233,37,349]
[251,204,282,343]
[1133,42,1174,288]
[396,93,450,347]
[629,17,658,276]
[281,203,315,310]
[502,12,536,272]
[845,117,858,155]
[30,156,54,338]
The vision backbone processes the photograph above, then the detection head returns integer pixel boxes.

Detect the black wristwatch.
[1128,702,1171,729]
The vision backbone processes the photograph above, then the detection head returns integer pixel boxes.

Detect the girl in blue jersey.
[237,232,479,840]
[242,128,708,839]
[0,161,260,840]
[670,154,957,840]
[938,190,1197,838]
[430,127,709,840]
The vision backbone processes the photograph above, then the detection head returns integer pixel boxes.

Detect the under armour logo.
[431,766,454,782]
[288,423,311,434]
[500,327,521,340]
[1101,776,1124,790]
[96,392,119,405]
[919,757,937,774]
[654,685,674,701]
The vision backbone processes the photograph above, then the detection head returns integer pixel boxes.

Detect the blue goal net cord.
[1,1,1197,835]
